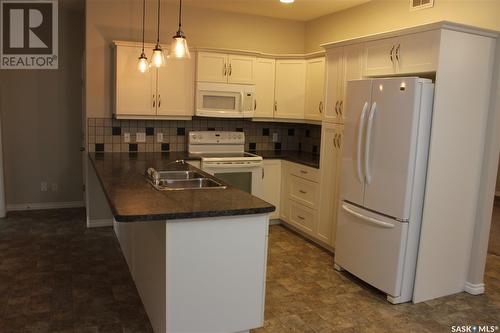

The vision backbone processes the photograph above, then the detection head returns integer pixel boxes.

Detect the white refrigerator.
[334,77,434,304]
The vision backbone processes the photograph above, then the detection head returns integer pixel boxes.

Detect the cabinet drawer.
[289,175,319,209]
[289,201,317,235]
[288,162,320,183]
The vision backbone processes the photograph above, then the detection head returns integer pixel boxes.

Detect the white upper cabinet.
[254,58,276,118]
[228,54,255,84]
[364,31,439,76]
[197,51,255,84]
[196,52,228,83]
[304,57,326,121]
[115,45,156,116]
[274,59,306,119]
[324,45,363,124]
[114,43,195,119]
[157,57,195,117]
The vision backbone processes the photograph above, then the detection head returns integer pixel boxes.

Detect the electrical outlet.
[41,182,48,192]
[124,133,130,143]
[157,133,163,143]
[51,183,58,192]
[272,132,279,143]
[136,132,146,143]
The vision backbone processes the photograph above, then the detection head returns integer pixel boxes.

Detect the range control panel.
[188,131,245,145]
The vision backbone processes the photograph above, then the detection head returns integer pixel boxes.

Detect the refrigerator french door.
[334,77,434,304]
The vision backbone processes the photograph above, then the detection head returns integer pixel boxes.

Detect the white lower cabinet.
[261,160,281,220]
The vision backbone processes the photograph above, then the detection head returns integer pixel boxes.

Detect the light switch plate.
[136,133,146,143]
[124,133,130,143]
[157,133,163,143]
[272,132,279,143]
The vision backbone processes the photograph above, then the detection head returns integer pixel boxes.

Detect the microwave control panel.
[243,92,254,112]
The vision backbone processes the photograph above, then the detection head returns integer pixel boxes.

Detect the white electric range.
[188,131,263,197]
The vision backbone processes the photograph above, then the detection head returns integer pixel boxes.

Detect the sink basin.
[146,168,226,190]
[159,178,226,190]
[157,170,205,180]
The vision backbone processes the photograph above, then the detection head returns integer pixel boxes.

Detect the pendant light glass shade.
[151,45,165,67]
[170,0,190,59]
[137,0,149,73]
[170,34,190,59]
[138,53,149,73]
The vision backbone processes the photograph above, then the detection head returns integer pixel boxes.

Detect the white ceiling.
[178,0,371,21]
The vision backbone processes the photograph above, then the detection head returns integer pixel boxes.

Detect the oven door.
[202,162,263,197]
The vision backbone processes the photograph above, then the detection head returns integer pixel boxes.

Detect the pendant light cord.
[178,0,182,32]
[141,0,146,53]
[156,0,161,44]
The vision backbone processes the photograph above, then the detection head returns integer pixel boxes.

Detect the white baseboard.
[464,282,485,295]
[87,218,113,228]
[7,201,84,212]
[269,219,281,225]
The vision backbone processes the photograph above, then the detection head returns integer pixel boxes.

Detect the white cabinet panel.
[254,58,276,118]
[324,48,344,123]
[397,31,439,74]
[228,55,255,84]
[364,37,398,76]
[115,45,156,116]
[196,52,228,83]
[274,60,306,119]
[305,57,325,121]
[157,57,195,116]
[261,159,281,220]
[289,200,317,236]
[318,123,343,247]
[289,175,319,209]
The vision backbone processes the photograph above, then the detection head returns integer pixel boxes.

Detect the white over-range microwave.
[196,82,255,118]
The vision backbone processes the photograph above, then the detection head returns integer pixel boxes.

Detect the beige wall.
[497,162,500,194]
[0,1,84,206]
[85,0,305,118]
[305,0,500,52]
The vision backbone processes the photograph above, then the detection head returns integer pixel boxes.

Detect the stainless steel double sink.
[146,169,227,191]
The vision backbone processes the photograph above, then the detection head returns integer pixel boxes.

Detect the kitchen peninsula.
[86,152,275,333]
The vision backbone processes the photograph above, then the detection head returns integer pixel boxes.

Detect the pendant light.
[170,0,190,59]
[151,0,165,67]
[138,0,149,73]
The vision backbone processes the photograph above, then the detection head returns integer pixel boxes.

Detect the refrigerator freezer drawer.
[335,202,408,297]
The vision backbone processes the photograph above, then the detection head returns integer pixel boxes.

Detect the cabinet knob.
[339,101,343,116]
[390,45,395,63]
[395,44,400,61]
[223,63,227,76]
[153,94,156,108]
[319,101,323,113]
[228,63,232,76]
[335,101,339,115]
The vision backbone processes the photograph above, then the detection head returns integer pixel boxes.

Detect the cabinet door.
[254,58,276,118]
[323,48,343,123]
[318,123,342,247]
[261,160,281,220]
[364,37,398,76]
[157,56,195,117]
[196,52,228,83]
[274,60,306,119]
[228,55,255,84]
[304,57,326,121]
[396,31,439,74]
[341,44,364,123]
[115,45,156,116]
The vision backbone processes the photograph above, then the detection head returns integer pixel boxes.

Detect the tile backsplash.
[87,118,321,154]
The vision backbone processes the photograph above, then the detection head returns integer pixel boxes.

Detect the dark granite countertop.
[89,152,275,222]
[251,150,320,169]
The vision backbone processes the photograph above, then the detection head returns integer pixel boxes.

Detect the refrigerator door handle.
[356,102,369,182]
[342,203,395,229]
[364,102,377,185]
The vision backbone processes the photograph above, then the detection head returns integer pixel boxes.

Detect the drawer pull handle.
[300,170,308,174]
[299,190,307,194]
[297,215,305,220]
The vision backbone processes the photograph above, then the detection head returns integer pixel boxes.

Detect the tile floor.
[0,208,499,333]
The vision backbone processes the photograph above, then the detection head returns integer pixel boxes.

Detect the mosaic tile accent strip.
[87,118,321,154]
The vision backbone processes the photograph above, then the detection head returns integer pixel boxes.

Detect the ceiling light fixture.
[170,0,190,59]
[280,0,294,3]
[151,0,165,67]
[138,0,149,73]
